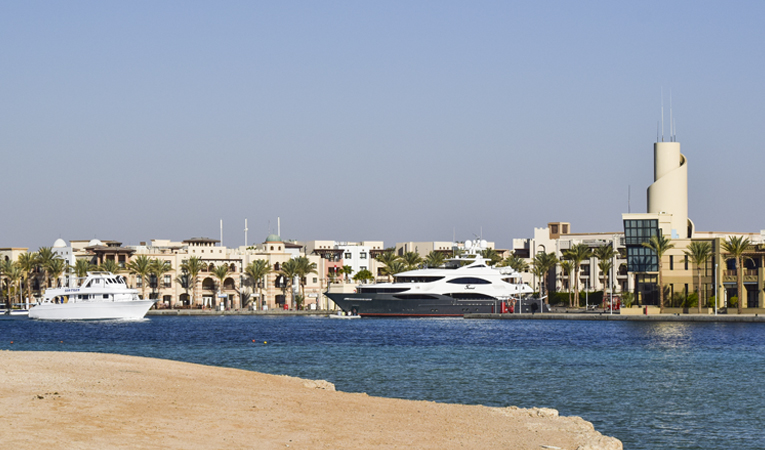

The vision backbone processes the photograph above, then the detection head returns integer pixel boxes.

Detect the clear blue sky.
[2,1,764,250]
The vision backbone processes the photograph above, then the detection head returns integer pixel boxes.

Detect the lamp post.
[714,263,718,316]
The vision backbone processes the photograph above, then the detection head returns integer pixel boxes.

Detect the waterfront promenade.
[465,312,765,322]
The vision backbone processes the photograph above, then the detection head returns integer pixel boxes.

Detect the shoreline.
[0,351,622,449]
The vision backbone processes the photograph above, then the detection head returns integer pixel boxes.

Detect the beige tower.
[647,142,692,238]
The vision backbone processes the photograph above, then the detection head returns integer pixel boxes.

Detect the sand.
[0,351,621,449]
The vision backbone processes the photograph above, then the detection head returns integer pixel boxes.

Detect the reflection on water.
[1,316,764,450]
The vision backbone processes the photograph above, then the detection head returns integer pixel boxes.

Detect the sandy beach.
[0,351,621,449]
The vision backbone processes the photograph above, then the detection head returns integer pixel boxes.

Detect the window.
[360,252,367,259]
[313,277,318,283]
[344,252,352,259]
[446,277,491,285]
[669,255,674,270]
[684,256,688,270]
[360,266,367,271]
[163,275,172,288]
[136,275,142,288]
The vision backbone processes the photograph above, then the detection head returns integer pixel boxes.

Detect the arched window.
[230,263,236,272]
[274,262,280,271]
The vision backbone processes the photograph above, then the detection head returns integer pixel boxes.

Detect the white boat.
[328,311,361,319]
[326,239,536,317]
[29,272,156,320]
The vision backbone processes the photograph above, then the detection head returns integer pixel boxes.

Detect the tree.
[294,256,318,309]
[47,258,68,288]
[352,269,374,284]
[99,259,121,275]
[424,251,447,268]
[212,264,230,309]
[563,244,592,308]
[278,259,299,309]
[150,259,173,306]
[481,248,502,266]
[402,251,423,270]
[593,244,617,293]
[597,259,614,305]
[1,261,23,308]
[380,260,408,280]
[501,253,529,272]
[180,256,205,308]
[340,265,353,282]
[126,255,153,300]
[37,247,61,289]
[642,233,675,313]
[376,252,401,282]
[721,236,751,315]
[74,258,95,278]
[684,241,712,313]
[559,260,574,307]
[17,252,38,304]
[532,252,558,302]
[244,259,271,309]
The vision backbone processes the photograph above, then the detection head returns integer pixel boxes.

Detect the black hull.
[326,292,502,317]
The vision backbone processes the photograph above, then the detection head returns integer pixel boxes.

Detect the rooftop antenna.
[220,219,223,247]
[277,217,281,237]
[244,218,248,247]
[670,90,673,141]
[628,185,631,213]
[661,87,664,142]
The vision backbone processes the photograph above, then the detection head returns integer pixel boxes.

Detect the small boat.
[329,311,361,319]
[29,272,156,321]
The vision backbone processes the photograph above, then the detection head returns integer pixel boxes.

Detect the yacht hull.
[28,300,157,321]
[325,292,502,317]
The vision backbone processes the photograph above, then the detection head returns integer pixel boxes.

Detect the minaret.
[647,142,691,238]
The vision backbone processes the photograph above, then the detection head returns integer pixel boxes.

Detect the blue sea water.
[2,315,763,449]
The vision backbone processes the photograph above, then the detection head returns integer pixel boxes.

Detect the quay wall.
[147,309,329,317]
[465,313,765,322]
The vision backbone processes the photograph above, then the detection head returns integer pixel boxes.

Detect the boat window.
[448,293,497,300]
[467,265,487,268]
[446,277,491,285]
[393,294,440,300]
[392,276,445,283]
[356,287,409,294]
[103,294,109,299]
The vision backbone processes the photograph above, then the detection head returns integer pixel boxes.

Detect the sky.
[2,1,764,251]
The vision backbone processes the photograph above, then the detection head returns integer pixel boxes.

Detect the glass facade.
[624,219,659,272]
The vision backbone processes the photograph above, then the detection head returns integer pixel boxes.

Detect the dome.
[265,234,281,242]
[53,238,67,248]
[88,238,103,247]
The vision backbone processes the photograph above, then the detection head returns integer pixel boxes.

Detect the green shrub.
[683,292,698,308]
[729,296,738,307]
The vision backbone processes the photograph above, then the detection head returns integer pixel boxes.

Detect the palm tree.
[17,252,38,305]
[597,259,614,305]
[37,247,61,289]
[352,269,374,284]
[376,252,400,282]
[340,265,353,283]
[424,251,447,268]
[126,255,153,300]
[642,233,675,313]
[47,258,68,288]
[150,259,173,307]
[2,261,23,308]
[99,259,121,275]
[501,253,529,272]
[721,236,751,314]
[402,252,423,270]
[211,265,230,309]
[380,260,408,281]
[563,243,592,308]
[180,256,205,308]
[481,248,502,266]
[74,258,95,279]
[684,241,712,313]
[294,256,318,309]
[278,259,299,309]
[0,260,13,308]
[593,244,617,292]
[559,260,574,307]
[244,259,271,309]
[532,252,558,302]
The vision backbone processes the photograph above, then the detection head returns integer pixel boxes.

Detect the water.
[2,315,763,449]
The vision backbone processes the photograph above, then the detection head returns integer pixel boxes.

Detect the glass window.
[360,252,367,259]
[344,252,352,259]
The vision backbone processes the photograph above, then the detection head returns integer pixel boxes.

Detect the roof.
[265,234,282,242]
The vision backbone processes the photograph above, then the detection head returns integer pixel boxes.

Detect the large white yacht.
[29,272,156,320]
[326,240,534,317]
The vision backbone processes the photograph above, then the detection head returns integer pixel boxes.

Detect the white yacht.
[326,240,535,317]
[29,272,156,320]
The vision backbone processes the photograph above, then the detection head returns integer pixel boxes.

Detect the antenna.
[277,217,281,237]
[661,87,664,142]
[220,219,223,247]
[670,90,673,142]
[244,218,248,247]
[628,185,631,213]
